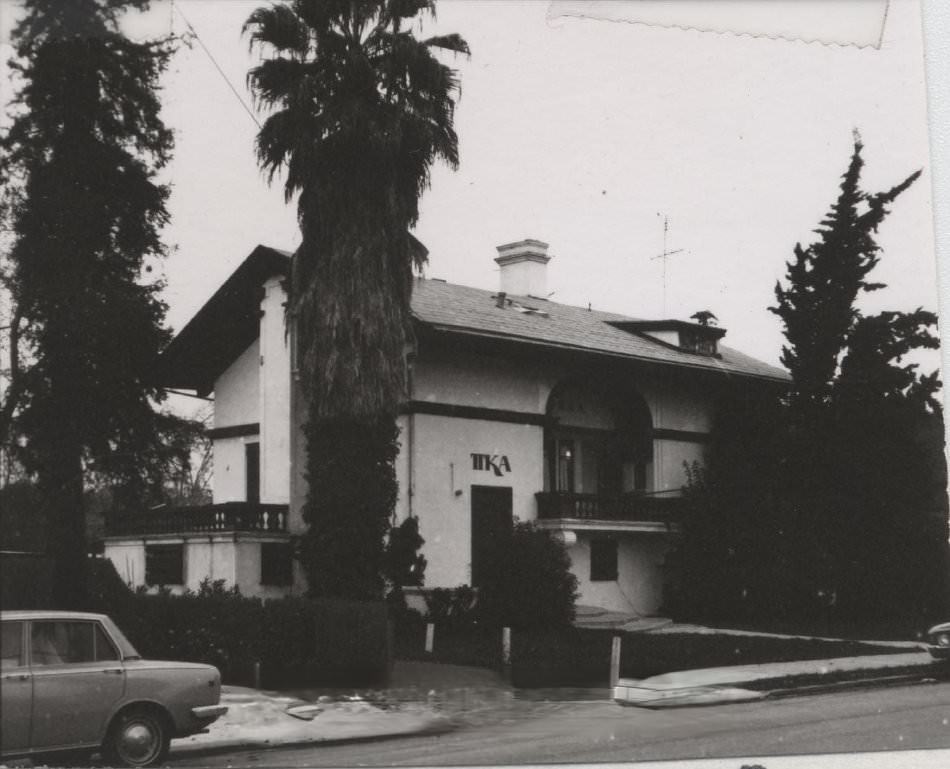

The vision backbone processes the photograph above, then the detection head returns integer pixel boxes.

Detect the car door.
[29,620,126,751]
[1,619,32,754]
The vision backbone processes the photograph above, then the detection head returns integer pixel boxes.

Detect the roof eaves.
[419,321,789,384]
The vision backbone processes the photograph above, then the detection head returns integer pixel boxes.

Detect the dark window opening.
[261,542,293,586]
[556,439,575,492]
[634,461,648,491]
[246,442,261,503]
[590,538,618,582]
[146,544,184,586]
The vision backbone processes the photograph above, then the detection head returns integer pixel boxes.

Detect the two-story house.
[103,239,786,613]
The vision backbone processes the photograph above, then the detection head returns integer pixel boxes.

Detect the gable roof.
[157,245,788,392]
[157,245,292,393]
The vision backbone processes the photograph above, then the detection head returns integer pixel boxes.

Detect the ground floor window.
[145,544,184,586]
[261,542,293,586]
[590,538,618,582]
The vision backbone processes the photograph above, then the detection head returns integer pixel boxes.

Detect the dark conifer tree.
[2,0,174,608]
[671,137,947,631]
[770,136,946,627]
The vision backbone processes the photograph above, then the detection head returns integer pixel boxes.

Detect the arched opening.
[543,377,653,506]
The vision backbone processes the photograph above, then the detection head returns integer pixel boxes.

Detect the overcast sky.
[1,0,942,378]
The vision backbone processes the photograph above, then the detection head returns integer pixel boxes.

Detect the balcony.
[105,502,289,537]
[535,491,683,526]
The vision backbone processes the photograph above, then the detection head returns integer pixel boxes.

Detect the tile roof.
[411,278,788,382]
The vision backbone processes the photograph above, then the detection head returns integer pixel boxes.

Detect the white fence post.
[610,635,621,688]
[425,622,435,654]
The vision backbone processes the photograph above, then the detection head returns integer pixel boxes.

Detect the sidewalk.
[172,661,512,758]
[614,650,942,708]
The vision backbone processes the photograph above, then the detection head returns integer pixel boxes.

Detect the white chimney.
[494,239,551,298]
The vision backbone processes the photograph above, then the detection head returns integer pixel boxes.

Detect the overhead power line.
[172,0,261,130]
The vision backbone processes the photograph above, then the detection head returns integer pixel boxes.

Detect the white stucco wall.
[213,340,262,503]
[214,340,260,428]
[212,436,260,503]
[104,544,146,588]
[412,352,547,413]
[104,535,296,599]
[407,413,545,587]
[567,534,670,614]
[258,277,291,504]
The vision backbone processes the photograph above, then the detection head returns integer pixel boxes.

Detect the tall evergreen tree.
[771,136,921,423]
[244,0,468,600]
[770,136,946,626]
[2,0,174,608]
[670,138,947,631]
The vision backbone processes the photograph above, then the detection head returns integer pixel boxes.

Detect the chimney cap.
[494,239,550,266]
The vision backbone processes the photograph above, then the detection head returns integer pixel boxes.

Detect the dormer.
[607,319,726,357]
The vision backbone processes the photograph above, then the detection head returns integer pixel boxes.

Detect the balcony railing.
[535,491,683,524]
[105,502,289,537]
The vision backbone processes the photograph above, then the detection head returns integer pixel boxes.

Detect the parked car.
[1,610,227,767]
[926,621,950,660]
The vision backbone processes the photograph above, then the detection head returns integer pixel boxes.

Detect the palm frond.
[422,33,469,56]
[243,4,310,55]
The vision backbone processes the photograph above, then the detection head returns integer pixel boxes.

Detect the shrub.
[0,551,54,609]
[424,586,478,630]
[511,628,611,687]
[384,516,427,589]
[476,522,578,630]
[87,567,390,687]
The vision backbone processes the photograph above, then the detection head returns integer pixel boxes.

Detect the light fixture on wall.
[450,463,462,497]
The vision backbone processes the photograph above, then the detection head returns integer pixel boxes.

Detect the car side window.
[1,621,24,669]
[31,621,112,665]
[31,622,71,665]
[94,622,119,662]
[30,621,121,665]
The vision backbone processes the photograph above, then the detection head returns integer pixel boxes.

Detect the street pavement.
[160,644,949,766]
[167,679,950,767]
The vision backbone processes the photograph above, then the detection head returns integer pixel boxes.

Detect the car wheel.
[103,707,171,767]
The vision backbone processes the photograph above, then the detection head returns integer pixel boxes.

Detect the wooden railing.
[105,502,289,536]
[535,492,683,523]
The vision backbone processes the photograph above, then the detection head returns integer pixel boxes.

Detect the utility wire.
[172,1,262,130]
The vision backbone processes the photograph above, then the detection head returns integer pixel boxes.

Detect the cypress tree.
[770,136,946,627]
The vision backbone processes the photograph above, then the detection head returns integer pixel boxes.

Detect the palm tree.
[244,0,468,600]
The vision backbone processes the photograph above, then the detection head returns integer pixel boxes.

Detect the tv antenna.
[650,213,685,317]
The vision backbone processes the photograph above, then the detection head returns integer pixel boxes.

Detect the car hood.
[124,658,219,673]
[927,621,950,635]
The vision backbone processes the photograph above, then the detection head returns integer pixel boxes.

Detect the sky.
[1,0,944,382]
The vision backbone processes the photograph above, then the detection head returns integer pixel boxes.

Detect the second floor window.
[246,442,260,503]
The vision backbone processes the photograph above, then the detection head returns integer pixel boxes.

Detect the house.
[103,240,786,612]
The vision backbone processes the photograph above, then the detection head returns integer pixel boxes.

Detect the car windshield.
[101,616,142,660]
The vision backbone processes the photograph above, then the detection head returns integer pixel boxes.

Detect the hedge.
[0,552,54,609]
[510,628,909,687]
[88,559,390,688]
